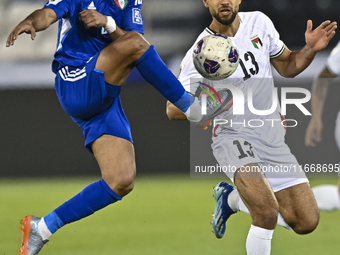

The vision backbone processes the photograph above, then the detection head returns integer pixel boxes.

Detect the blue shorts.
[55,53,132,152]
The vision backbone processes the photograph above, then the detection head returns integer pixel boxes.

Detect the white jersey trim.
[270,44,286,58]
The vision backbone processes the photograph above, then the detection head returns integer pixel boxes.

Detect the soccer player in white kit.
[305,41,340,211]
[167,0,337,254]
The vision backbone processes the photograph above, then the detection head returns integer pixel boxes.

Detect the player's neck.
[209,15,240,37]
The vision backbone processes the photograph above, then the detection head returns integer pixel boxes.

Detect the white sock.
[227,189,239,212]
[38,217,52,240]
[246,225,273,255]
[313,185,340,211]
[184,97,202,121]
[229,189,293,231]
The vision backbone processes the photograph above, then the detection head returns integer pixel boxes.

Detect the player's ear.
[203,0,209,8]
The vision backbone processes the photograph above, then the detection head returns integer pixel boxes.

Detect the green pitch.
[1,176,339,255]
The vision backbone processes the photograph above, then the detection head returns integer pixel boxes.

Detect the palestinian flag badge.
[251,36,263,50]
[115,0,128,10]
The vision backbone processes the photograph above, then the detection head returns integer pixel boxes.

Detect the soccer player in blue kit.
[6,0,231,254]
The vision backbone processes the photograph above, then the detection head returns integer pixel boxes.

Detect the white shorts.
[212,134,309,192]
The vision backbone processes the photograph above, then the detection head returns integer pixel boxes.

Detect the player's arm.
[166,101,187,120]
[305,66,335,147]
[6,8,57,47]
[79,10,126,40]
[271,20,337,78]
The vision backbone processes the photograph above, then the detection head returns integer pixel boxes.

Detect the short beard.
[212,8,238,26]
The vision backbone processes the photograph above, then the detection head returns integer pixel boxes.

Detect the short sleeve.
[260,13,285,59]
[327,41,340,76]
[121,0,144,33]
[43,0,71,20]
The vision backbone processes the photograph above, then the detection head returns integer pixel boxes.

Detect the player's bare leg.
[92,134,136,197]
[19,135,135,255]
[96,31,149,86]
[275,183,319,234]
[234,165,278,229]
[234,164,278,255]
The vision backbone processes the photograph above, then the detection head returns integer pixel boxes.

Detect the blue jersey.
[43,0,144,73]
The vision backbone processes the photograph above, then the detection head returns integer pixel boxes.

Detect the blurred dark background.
[237,0,339,49]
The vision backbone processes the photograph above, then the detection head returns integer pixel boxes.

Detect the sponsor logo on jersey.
[47,0,63,6]
[135,0,142,5]
[250,35,263,50]
[132,8,143,25]
[115,0,128,10]
[87,1,96,10]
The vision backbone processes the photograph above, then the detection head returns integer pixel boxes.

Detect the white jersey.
[179,11,287,146]
[327,40,340,76]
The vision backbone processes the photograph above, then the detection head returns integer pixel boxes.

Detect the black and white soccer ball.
[193,34,239,80]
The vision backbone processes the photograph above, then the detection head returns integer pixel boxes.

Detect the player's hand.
[79,9,108,29]
[305,118,323,147]
[6,21,36,47]
[305,20,337,53]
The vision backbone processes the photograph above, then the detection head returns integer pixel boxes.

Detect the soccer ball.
[193,34,239,80]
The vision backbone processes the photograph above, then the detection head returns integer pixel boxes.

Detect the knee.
[291,213,319,234]
[103,168,136,197]
[251,201,279,229]
[114,175,135,197]
[121,31,150,58]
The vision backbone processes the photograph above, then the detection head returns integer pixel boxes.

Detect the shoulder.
[240,11,272,22]
[127,0,142,7]
[240,11,276,30]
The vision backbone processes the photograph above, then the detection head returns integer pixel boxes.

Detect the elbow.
[279,70,299,78]
[283,74,297,78]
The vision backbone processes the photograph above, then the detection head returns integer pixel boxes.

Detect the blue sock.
[135,45,194,112]
[44,179,122,234]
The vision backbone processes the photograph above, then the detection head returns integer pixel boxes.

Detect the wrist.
[105,16,116,34]
[311,116,322,123]
[304,44,317,55]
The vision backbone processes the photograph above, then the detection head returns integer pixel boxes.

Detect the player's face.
[204,0,241,26]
